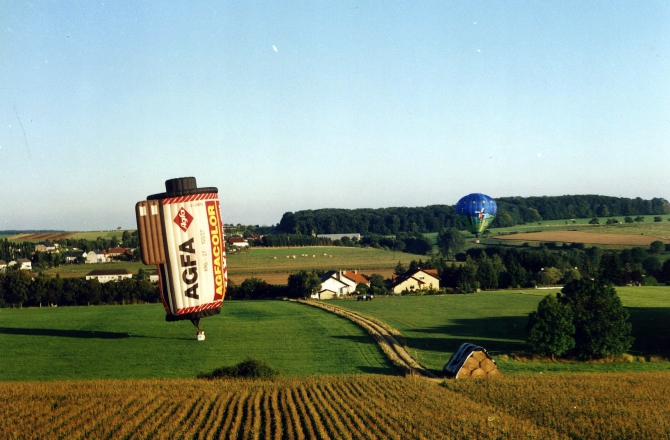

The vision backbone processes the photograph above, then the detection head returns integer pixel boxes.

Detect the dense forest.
[277,195,670,235]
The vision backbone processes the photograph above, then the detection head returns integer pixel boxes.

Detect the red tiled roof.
[341,271,368,285]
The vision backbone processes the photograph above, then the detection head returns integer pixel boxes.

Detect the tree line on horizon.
[276,195,670,235]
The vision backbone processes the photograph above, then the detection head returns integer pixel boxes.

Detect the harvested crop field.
[8,232,76,242]
[494,230,670,246]
[3,373,670,439]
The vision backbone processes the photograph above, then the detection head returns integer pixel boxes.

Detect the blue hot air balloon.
[456,193,497,242]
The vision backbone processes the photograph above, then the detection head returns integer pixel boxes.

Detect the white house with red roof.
[390,268,440,294]
[314,270,370,299]
[228,237,249,247]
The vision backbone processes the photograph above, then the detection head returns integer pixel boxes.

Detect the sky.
[1,1,669,231]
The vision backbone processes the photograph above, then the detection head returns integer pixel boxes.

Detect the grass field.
[0,301,393,381]
[3,287,669,381]
[2,373,670,439]
[41,246,413,283]
[333,286,670,374]
[494,230,670,246]
[225,246,416,284]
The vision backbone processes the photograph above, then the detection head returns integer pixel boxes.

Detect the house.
[0,260,6,272]
[313,270,370,299]
[390,268,440,294]
[106,248,129,260]
[35,241,58,253]
[85,269,133,283]
[85,250,107,264]
[148,270,159,283]
[229,237,249,248]
[9,259,32,270]
[249,234,264,241]
[65,250,85,263]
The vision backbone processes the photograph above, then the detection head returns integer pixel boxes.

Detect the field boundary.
[296,299,438,378]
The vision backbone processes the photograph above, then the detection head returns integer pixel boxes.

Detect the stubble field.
[494,230,670,246]
[2,373,670,439]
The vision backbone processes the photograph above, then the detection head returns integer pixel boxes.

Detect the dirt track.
[494,230,670,246]
[298,299,438,378]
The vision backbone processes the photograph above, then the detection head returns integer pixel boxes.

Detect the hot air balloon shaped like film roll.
[456,193,497,243]
[135,177,227,339]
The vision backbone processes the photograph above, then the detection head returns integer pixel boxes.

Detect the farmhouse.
[65,250,85,263]
[85,250,107,264]
[314,270,370,299]
[390,268,440,294]
[106,247,130,261]
[229,237,249,248]
[85,269,133,283]
[35,241,58,253]
[9,259,32,270]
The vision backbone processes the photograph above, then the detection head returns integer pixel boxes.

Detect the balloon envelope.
[456,193,497,238]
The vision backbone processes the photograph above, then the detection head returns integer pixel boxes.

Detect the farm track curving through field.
[296,300,438,379]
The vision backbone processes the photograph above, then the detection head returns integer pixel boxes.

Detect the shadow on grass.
[0,327,192,340]
[403,309,670,357]
[626,307,670,356]
[404,316,530,355]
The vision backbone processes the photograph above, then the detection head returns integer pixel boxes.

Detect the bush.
[198,357,279,380]
[642,276,658,286]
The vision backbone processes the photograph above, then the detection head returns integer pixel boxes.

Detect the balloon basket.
[197,331,206,341]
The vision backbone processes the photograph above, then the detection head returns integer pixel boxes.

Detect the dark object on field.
[198,357,279,380]
[443,343,502,379]
[357,294,374,301]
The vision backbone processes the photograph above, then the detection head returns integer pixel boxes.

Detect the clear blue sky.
[2,1,669,231]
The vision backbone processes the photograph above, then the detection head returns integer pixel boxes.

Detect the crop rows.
[2,373,670,439]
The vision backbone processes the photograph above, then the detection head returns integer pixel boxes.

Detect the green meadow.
[334,286,670,375]
[3,287,669,382]
[0,300,393,381]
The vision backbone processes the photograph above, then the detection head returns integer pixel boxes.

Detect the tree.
[558,279,633,359]
[588,217,600,225]
[599,253,624,285]
[649,241,665,254]
[476,256,498,290]
[436,227,466,260]
[393,261,406,276]
[642,256,662,279]
[367,274,387,295]
[526,295,575,357]
[538,267,561,286]
[287,270,321,299]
